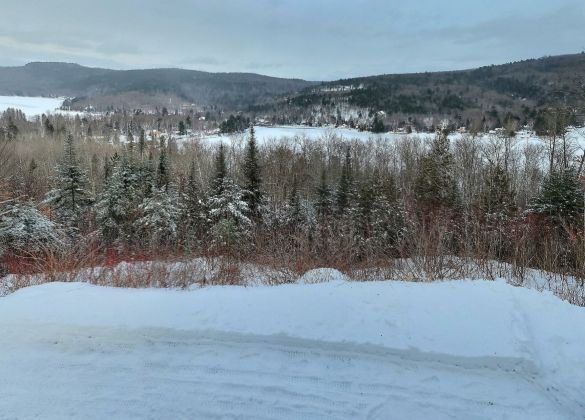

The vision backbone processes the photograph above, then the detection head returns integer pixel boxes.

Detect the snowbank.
[0,279,583,418]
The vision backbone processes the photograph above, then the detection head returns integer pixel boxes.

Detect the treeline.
[1,113,585,286]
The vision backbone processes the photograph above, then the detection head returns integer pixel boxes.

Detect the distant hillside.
[0,62,316,111]
[1,55,584,126]
[258,53,585,130]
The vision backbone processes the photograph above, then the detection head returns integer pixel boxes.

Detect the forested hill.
[259,53,585,129]
[0,62,316,110]
[1,54,584,125]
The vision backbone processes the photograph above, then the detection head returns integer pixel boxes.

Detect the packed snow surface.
[0,279,584,419]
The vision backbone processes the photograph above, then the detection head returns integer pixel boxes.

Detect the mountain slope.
[0,62,316,110]
[262,53,585,128]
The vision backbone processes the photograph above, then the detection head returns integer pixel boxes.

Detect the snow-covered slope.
[0,279,583,419]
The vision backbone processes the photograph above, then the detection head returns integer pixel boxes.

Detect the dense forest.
[0,106,584,305]
[256,53,585,132]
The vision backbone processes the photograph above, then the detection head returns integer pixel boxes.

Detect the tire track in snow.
[0,323,572,419]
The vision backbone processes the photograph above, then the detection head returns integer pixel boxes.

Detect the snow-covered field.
[1,278,583,419]
[0,95,94,119]
[0,95,65,117]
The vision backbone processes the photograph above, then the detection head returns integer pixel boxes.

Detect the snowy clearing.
[0,279,583,419]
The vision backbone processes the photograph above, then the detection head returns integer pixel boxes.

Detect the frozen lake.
[186,125,585,153]
[0,95,65,117]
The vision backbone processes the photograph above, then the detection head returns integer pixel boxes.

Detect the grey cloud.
[0,0,582,80]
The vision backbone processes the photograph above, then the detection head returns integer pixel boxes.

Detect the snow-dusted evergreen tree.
[95,155,141,246]
[350,174,406,258]
[44,134,93,228]
[127,130,135,153]
[335,147,355,215]
[180,161,208,249]
[480,165,515,224]
[138,129,146,159]
[315,169,332,220]
[351,181,375,256]
[0,201,63,256]
[211,143,227,194]
[529,166,584,225]
[135,187,179,248]
[285,177,305,227]
[414,133,458,210]
[138,151,157,199]
[156,137,171,191]
[242,125,263,221]
[208,144,251,247]
[370,179,406,256]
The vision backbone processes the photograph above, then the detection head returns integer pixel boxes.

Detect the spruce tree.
[181,161,207,248]
[242,126,263,221]
[371,114,386,133]
[529,167,584,225]
[335,147,354,214]
[44,134,93,228]
[0,201,63,256]
[315,169,332,220]
[96,156,141,246]
[370,177,406,257]
[414,133,458,211]
[135,187,180,249]
[127,131,135,153]
[480,165,515,224]
[212,143,227,195]
[138,129,146,159]
[178,121,186,135]
[208,144,250,247]
[286,177,304,227]
[156,137,170,191]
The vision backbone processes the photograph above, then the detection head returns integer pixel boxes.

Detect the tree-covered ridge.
[261,53,585,130]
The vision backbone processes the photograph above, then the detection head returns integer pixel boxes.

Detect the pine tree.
[157,137,170,190]
[242,126,263,221]
[44,134,93,228]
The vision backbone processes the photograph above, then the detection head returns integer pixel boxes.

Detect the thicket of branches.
[1,108,585,291]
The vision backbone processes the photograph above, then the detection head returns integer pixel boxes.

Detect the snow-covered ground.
[181,125,585,153]
[0,278,583,419]
[0,95,95,119]
[0,95,65,117]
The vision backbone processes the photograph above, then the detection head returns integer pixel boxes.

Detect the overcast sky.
[0,0,583,80]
